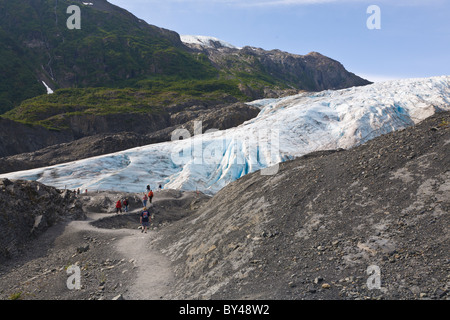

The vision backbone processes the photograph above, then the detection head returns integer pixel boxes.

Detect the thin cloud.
[239,0,350,7]
[238,0,337,7]
[109,0,443,8]
[234,0,440,7]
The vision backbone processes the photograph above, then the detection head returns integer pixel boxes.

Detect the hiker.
[142,193,148,207]
[115,199,122,214]
[158,184,162,190]
[148,189,154,204]
[140,207,150,233]
[146,185,151,192]
[123,198,129,212]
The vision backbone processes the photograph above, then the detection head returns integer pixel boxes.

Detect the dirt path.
[75,208,175,300]
[66,191,179,300]
[0,207,175,300]
[115,228,174,300]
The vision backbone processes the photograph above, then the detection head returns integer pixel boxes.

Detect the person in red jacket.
[148,190,154,204]
[115,199,122,214]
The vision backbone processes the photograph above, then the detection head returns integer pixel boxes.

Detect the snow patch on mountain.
[2,76,450,194]
[41,81,53,94]
[180,35,241,50]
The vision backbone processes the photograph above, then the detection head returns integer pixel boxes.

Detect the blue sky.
[107,0,449,82]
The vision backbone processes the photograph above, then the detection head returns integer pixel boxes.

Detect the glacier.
[1,76,449,194]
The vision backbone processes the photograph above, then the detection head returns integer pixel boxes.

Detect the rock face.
[0,179,85,262]
[0,111,173,159]
[184,40,372,94]
[66,112,172,140]
[0,117,72,158]
[168,102,261,134]
[253,50,371,91]
[154,111,450,300]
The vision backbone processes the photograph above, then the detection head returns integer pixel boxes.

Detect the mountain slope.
[1,76,449,194]
[0,0,370,116]
[0,0,217,111]
[0,27,47,113]
[182,35,371,95]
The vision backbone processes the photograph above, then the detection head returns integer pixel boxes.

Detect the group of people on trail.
[115,198,129,214]
[113,184,161,233]
[140,188,154,233]
[142,189,154,207]
[73,188,88,197]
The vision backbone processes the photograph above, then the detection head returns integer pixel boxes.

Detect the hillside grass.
[2,77,254,130]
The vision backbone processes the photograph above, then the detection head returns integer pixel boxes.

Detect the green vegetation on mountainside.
[0,0,221,114]
[0,27,46,114]
[2,77,251,130]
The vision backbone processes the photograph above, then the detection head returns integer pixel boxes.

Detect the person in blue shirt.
[140,207,150,233]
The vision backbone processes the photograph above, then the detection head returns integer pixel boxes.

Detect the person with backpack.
[148,190,154,204]
[115,199,122,214]
[140,207,150,233]
[123,198,129,212]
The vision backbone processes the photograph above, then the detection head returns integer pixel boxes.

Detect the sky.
[107,0,450,83]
